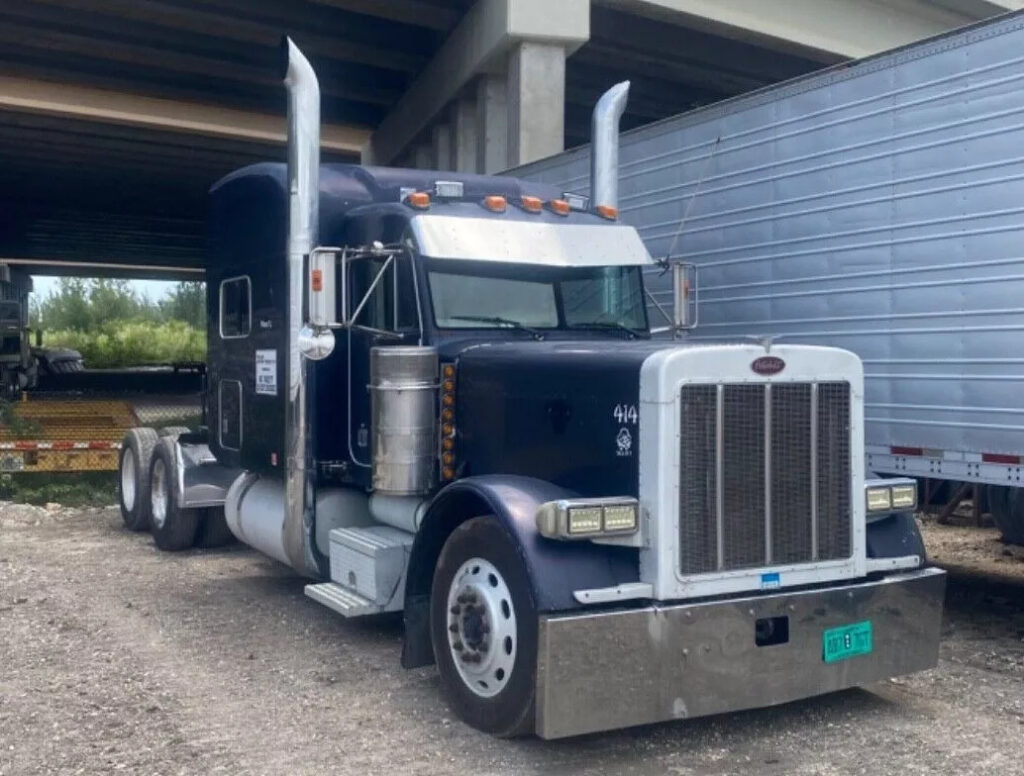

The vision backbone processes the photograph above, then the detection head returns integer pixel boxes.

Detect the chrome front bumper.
[535,567,946,739]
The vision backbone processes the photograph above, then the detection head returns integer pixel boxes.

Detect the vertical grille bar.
[764,384,772,565]
[715,384,725,571]
[810,383,819,561]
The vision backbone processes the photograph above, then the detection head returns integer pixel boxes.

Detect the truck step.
[304,582,380,618]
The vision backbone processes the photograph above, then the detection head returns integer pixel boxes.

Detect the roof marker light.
[520,195,543,213]
[406,191,431,209]
[596,204,619,220]
[549,199,571,216]
[483,195,507,212]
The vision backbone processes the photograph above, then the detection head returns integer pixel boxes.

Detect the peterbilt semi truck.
[116,39,945,739]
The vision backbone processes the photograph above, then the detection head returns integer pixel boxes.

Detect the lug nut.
[450,605,461,615]
[453,641,464,652]
[449,624,458,633]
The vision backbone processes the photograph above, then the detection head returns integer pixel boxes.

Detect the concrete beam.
[0,74,367,154]
[367,0,588,165]
[597,0,1004,61]
[507,42,565,167]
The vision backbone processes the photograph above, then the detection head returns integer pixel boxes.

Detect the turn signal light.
[549,199,571,216]
[483,195,507,212]
[440,362,457,481]
[406,191,431,209]
[520,195,543,213]
[596,204,618,220]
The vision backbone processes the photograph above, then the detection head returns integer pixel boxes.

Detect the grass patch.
[0,472,117,507]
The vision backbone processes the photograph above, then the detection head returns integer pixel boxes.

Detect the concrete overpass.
[0,0,1017,277]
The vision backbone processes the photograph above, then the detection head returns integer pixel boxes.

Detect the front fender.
[401,475,639,668]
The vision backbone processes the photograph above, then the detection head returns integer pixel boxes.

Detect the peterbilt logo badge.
[751,356,785,375]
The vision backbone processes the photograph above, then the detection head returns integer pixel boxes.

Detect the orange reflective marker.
[311,269,323,292]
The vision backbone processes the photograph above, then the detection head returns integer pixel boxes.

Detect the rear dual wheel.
[430,516,537,737]
[149,438,234,551]
[118,428,159,532]
[988,485,1024,546]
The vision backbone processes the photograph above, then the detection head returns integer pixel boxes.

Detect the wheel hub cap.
[446,558,517,698]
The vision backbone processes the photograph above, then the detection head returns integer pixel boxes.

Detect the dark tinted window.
[220,276,251,338]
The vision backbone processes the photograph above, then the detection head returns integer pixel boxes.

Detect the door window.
[219,276,251,338]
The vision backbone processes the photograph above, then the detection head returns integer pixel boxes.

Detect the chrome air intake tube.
[590,81,630,211]
[280,37,321,577]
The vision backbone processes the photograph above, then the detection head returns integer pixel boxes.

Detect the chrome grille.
[679,382,851,575]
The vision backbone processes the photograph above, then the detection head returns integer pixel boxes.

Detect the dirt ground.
[2,504,1023,776]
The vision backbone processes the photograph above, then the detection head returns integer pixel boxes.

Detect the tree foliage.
[29,279,207,368]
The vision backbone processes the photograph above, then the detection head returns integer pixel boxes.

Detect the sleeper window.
[220,276,251,338]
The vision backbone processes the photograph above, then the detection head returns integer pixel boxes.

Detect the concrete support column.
[506,41,566,168]
[452,96,478,173]
[413,143,432,170]
[476,75,508,174]
[432,123,453,170]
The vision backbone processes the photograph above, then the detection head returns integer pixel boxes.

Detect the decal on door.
[255,349,277,396]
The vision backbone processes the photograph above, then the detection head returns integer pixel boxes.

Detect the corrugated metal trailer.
[513,11,1024,537]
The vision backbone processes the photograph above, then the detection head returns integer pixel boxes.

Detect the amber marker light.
[520,195,543,213]
[596,204,618,220]
[406,191,431,209]
[549,198,571,216]
[483,195,507,212]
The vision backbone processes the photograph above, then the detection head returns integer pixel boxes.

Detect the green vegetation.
[0,472,116,507]
[31,279,206,368]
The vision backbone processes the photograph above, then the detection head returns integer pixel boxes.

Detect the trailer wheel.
[118,428,159,532]
[195,508,235,549]
[149,440,199,551]
[990,486,1024,545]
[430,516,537,738]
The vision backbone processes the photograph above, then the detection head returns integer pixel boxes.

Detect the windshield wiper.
[450,315,545,340]
[568,321,649,339]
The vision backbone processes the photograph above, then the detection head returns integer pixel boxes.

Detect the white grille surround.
[638,343,866,601]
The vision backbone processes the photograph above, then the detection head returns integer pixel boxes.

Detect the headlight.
[890,484,917,509]
[865,479,918,514]
[536,498,639,540]
[866,486,892,512]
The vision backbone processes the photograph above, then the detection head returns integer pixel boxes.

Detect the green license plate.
[822,620,873,664]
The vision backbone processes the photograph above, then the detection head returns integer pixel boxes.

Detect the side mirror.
[672,262,698,331]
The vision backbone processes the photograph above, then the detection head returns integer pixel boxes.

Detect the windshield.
[426,259,648,332]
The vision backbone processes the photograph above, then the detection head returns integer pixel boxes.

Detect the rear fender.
[401,475,638,668]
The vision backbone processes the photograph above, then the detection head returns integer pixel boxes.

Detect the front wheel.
[430,517,537,737]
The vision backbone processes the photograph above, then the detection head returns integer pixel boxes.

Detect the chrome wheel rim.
[446,557,517,699]
[120,448,136,511]
[151,458,168,530]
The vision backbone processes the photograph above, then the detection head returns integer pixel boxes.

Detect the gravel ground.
[2,503,1023,776]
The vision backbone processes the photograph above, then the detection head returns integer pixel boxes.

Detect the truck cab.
[116,38,946,740]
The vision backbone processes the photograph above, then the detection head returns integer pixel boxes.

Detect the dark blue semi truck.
[116,38,945,739]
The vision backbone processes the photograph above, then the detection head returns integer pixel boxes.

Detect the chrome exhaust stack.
[280,36,321,577]
[590,81,630,211]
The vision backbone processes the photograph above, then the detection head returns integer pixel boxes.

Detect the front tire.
[430,516,537,737]
[118,428,158,532]
[149,439,200,551]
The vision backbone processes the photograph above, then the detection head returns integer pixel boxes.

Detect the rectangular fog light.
[567,507,603,535]
[866,486,892,512]
[891,484,917,510]
[602,504,638,532]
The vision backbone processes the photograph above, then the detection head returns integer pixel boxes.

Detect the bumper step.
[304,582,379,617]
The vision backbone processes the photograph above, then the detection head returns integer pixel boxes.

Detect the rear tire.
[195,508,235,549]
[990,485,1024,545]
[149,439,200,551]
[118,428,158,532]
[430,516,537,738]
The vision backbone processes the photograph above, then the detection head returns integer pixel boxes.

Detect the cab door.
[344,247,422,472]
